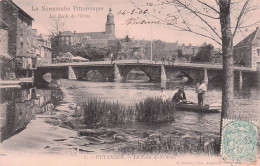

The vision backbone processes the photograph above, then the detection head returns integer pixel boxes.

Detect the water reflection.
[0,87,62,142]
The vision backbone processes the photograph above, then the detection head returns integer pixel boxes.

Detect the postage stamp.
[220,119,258,163]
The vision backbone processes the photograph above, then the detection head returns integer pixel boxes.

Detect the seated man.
[172,87,186,103]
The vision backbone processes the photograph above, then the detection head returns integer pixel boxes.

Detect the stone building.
[0,20,15,80]
[57,8,116,47]
[234,27,260,71]
[0,20,8,55]
[31,29,52,65]
[0,0,36,78]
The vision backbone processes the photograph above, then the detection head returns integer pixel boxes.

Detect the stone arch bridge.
[35,60,259,84]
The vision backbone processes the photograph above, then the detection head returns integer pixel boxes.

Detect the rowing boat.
[175,101,221,113]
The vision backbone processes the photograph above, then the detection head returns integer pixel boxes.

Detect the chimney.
[74,31,76,35]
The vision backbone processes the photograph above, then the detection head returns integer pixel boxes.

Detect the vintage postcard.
[0,0,259,165]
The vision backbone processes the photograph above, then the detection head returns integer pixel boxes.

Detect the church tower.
[105,8,115,36]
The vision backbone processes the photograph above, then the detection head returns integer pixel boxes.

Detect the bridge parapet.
[37,60,256,72]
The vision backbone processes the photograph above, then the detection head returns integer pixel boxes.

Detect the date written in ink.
[118,9,149,15]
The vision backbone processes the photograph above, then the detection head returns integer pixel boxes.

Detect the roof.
[121,42,138,50]
[76,32,111,40]
[64,52,74,58]
[60,31,74,36]
[107,39,118,47]
[72,56,88,61]
[17,50,36,58]
[3,0,34,20]
[0,20,8,29]
[182,46,198,55]
[85,39,108,46]
[165,43,179,51]
[235,28,259,48]
[0,53,14,59]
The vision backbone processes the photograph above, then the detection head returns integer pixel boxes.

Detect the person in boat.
[195,80,207,105]
[172,87,186,104]
[160,87,168,102]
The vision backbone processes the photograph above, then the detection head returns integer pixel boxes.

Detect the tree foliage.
[191,43,214,62]
[151,40,167,59]
[60,45,110,61]
[177,49,184,59]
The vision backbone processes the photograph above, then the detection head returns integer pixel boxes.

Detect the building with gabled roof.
[57,8,116,48]
[0,0,37,79]
[234,27,260,71]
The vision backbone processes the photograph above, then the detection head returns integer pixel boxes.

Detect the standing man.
[110,53,114,64]
[161,57,165,65]
[195,80,207,105]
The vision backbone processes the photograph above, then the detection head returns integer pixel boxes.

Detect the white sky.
[13,0,260,47]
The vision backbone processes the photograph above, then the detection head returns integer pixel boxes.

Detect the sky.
[13,0,260,47]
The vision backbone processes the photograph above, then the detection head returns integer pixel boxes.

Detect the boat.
[175,101,221,113]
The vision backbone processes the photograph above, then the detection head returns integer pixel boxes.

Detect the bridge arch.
[35,66,69,86]
[124,68,150,82]
[79,70,104,81]
[117,65,161,82]
[73,66,114,82]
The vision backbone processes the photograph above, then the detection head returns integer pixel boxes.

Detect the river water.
[0,79,259,153]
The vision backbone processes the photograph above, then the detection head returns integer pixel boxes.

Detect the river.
[0,79,259,154]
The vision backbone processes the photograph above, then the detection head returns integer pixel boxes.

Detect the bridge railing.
[36,59,255,71]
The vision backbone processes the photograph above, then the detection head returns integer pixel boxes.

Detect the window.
[20,42,23,48]
[257,49,260,56]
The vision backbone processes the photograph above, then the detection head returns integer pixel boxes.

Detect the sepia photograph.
[0,0,259,165]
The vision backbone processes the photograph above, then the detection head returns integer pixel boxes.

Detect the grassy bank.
[117,135,220,155]
[76,98,175,127]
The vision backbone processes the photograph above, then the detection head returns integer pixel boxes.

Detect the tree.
[192,43,214,62]
[59,44,109,61]
[152,40,167,59]
[177,49,184,59]
[130,0,260,147]
[48,17,64,58]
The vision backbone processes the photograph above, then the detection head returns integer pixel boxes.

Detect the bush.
[81,98,175,127]
[82,99,135,127]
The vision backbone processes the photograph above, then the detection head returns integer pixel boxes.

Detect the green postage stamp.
[221,119,258,163]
